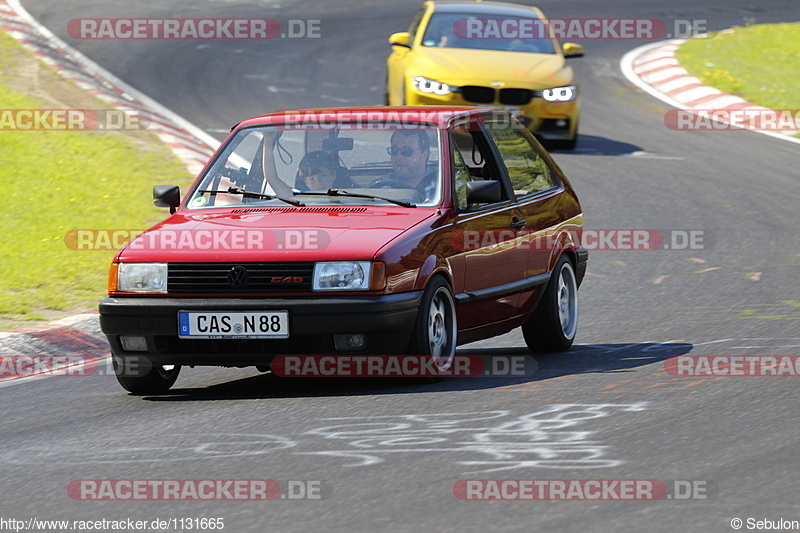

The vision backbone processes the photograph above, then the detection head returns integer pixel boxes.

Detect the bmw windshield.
[420,13,557,54]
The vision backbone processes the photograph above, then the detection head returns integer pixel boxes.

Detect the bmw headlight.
[541,85,577,102]
[313,261,372,291]
[117,263,168,292]
[412,76,454,95]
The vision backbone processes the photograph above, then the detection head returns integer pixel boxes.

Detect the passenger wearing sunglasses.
[371,130,437,202]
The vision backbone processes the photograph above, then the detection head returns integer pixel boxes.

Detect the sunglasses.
[386,146,418,157]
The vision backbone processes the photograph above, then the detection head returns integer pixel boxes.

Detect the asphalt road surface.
[4,0,800,531]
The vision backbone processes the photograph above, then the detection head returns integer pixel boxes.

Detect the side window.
[486,123,556,199]
[407,7,427,43]
[450,127,508,210]
[451,140,470,210]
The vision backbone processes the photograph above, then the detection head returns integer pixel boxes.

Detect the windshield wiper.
[198,186,305,207]
[295,189,416,208]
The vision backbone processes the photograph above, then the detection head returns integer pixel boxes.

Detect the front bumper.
[99,292,423,365]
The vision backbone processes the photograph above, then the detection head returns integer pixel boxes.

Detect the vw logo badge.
[228,265,249,287]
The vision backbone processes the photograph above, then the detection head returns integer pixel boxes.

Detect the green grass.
[675,22,800,110]
[0,32,194,322]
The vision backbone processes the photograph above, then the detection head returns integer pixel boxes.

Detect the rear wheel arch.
[547,230,579,273]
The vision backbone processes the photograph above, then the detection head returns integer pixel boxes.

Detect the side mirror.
[562,42,584,58]
[153,185,180,214]
[388,32,411,48]
[466,180,502,204]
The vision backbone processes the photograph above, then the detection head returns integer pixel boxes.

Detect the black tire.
[408,276,457,375]
[113,355,180,395]
[549,132,578,151]
[523,255,579,352]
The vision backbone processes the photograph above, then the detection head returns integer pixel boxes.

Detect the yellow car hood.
[410,47,573,89]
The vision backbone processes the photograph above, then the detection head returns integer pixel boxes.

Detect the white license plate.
[178,311,289,339]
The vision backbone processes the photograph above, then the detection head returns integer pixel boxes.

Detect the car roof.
[235,106,501,130]
[429,0,541,18]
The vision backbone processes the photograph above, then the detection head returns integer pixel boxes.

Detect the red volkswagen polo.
[100,107,587,394]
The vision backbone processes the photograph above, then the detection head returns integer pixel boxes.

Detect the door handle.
[511,219,527,229]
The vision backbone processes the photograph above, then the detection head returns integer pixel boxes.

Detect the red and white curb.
[620,39,800,144]
[0,314,109,387]
[0,1,225,386]
[0,0,220,173]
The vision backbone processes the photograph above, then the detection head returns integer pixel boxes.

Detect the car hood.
[116,207,437,263]
[411,47,572,89]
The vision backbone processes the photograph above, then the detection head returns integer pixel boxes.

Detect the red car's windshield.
[187,124,442,209]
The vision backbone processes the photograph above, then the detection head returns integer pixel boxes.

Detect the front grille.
[168,262,315,293]
[500,88,534,106]
[460,86,495,104]
[459,86,535,106]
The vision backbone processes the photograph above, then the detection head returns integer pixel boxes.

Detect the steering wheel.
[368,178,415,189]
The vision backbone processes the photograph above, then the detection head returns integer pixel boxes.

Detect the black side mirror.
[153,185,180,214]
[466,180,502,204]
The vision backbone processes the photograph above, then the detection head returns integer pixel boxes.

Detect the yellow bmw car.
[386,0,584,149]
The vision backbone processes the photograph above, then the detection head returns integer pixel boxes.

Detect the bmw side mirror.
[388,32,411,48]
[562,42,584,58]
[153,185,180,214]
